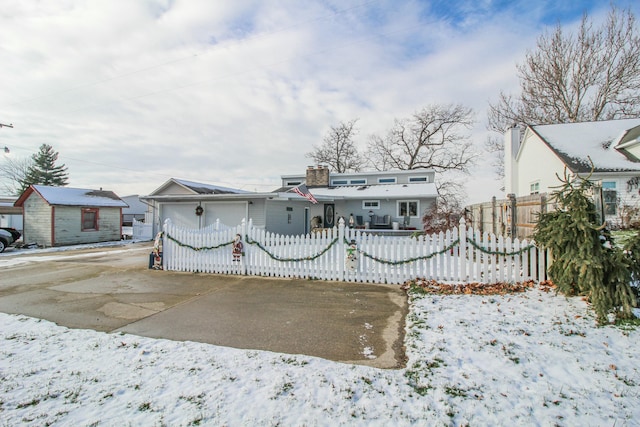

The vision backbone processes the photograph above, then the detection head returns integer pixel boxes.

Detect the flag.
[291,183,318,204]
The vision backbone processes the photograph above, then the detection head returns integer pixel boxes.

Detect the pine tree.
[20,144,69,193]
[534,170,637,324]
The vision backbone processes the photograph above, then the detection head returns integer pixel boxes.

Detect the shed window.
[378,177,397,184]
[362,200,380,209]
[82,208,99,231]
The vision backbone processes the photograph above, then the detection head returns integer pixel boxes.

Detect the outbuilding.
[14,185,128,247]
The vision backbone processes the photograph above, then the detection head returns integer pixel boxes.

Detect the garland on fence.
[465,237,535,256]
[164,232,235,252]
[163,230,536,263]
[244,235,340,262]
[351,237,460,265]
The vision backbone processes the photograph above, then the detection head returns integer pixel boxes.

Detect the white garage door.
[203,202,247,228]
[161,203,199,229]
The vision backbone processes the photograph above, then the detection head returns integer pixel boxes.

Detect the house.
[0,195,22,232]
[120,195,147,226]
[141,167,438,236]
[14,185,128,247]
[504,118,640,223]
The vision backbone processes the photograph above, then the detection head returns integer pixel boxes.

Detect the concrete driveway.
[0,242,408,368]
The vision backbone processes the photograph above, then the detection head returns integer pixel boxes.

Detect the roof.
[528,118,640,173]
[283,182,438,201]
[14,185,128,208]
[148,178,251,196]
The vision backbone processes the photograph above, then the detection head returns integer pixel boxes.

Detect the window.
[530,181,540,195]
[331,179,348,185]
[82,208,99,231]
[409,176,428,183]
[286,181,301,186]
[398,201,419,217]
[602,181,617,215]
[349,178,367,185]
[363,200,380,209]
[378,177,397,184]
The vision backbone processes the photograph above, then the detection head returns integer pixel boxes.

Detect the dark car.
[0,227,21,252]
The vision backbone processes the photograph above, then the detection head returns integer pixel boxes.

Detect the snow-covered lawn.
[1,284,638,426]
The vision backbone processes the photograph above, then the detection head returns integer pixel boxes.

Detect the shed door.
[323,203,335,228]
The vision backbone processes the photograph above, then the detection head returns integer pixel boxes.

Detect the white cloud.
[1,0,637,203]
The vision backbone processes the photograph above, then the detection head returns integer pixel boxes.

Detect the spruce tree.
[534,171,636,324]
[20,144,69,193]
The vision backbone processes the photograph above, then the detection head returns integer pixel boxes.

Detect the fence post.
[458,217,467,282]
[338,217,345,281]
[241,218,247,275]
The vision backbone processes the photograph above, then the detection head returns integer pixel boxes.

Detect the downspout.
[51,205,55,246]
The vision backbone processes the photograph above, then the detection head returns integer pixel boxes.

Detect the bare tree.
[0,156,32,195]
[368,104,476,173]
[487,6,640,181]
[306,119,364,173]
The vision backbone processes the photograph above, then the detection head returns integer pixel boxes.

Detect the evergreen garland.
[533,170,637,324]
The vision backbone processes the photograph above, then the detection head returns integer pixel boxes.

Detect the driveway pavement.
[0,242,408,368]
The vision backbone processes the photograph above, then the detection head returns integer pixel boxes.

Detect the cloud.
[0,0,637,203]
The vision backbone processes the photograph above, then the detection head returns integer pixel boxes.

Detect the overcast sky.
[1,0,639,204]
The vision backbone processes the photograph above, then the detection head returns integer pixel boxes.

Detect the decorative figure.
[310,215,322,230]
[152,231,163,270]
[346,239,358,271]
[232,234,244,262]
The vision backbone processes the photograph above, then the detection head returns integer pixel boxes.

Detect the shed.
[14,185,128,247]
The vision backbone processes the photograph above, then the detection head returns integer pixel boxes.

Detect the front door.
[323,203,335,228]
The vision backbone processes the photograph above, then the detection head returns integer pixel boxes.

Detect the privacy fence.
[160,218,549,285]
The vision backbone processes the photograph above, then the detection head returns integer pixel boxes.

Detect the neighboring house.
[14,185,128,247]
[0,195,22,232]
[121,195,147,226]
[142,168,438,236]
[504,118,640,224]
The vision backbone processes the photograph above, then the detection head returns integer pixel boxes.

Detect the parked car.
[0,227,21,252]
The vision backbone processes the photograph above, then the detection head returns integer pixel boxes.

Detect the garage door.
[161,203,199,229]
[203,202,247,228]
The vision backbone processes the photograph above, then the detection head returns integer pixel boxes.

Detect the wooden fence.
[161,218,549,285]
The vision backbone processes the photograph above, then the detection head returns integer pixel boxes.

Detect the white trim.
[396,200,419,217]
[408,176,429,183]
[377,177,397,184]
[362,200,380,210]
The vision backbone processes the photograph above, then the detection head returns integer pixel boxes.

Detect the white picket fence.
[132,218,153,240]
[161,218,549,285]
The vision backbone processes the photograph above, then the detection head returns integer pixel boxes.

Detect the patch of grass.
[138,402,152,411]
[444,385,468,398]
[16,398,40,409]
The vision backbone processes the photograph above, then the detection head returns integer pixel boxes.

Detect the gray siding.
[53,206,122,246]
[23,192,53,246]
[265,200,307,235]
[248,199,267,228]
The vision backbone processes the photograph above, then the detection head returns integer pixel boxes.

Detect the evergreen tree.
[20,144,69,193]
[534,170,636,324]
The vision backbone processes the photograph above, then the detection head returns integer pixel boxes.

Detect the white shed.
[14,185,128,247]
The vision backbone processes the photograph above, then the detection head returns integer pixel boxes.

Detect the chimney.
[306,165,330,188]
[504,125,521,195]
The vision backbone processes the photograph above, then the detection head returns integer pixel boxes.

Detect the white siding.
[22,193,53,246]
[53,206,122,246]
[515,133,567,197]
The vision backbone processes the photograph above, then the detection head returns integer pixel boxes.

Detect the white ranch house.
[505,118,640,224]
[141,166,437,236]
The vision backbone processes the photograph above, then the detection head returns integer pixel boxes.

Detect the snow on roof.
[291,183,438,200]
[173,179,251,195]
[530,118,640,173]
[31,185,128,207]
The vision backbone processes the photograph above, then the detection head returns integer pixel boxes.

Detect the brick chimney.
[306,165,330,187]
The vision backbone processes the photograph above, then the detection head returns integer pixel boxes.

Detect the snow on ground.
[1,283,638,426]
